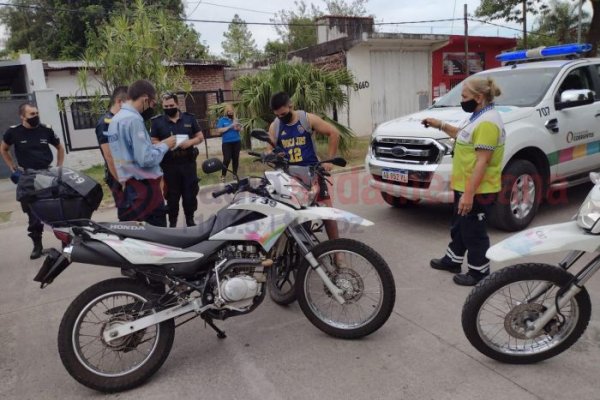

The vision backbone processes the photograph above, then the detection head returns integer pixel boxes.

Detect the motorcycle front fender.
[295,206,374,227]
[487,221,600,262]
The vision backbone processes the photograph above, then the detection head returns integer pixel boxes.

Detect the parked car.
[366,46,600,231]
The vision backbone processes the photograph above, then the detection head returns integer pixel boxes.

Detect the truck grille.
[372,137,442,165]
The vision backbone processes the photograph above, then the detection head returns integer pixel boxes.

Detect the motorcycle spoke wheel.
[462,264,591,364]
[73,292,160,377]
[476,280,578,356]
[297,239,396,339]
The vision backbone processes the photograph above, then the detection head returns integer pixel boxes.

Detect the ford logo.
[391,146,408,157]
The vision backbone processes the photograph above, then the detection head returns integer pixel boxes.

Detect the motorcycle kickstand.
[201,315,227,339]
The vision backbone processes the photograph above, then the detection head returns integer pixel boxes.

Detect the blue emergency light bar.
[496,43,592,62]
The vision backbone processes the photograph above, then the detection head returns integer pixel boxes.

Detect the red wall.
[432,35,516,99]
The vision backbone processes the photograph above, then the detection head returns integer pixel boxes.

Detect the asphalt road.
[1,172,599,400]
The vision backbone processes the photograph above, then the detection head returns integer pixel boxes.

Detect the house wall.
[46,70,104,97]
[186,66,226,91]
[342,45,433,136]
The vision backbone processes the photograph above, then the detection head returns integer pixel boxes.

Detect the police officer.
[150,93,204,227]
[0,102,65,259]
[95,85,127,220]
[107,80,176,227]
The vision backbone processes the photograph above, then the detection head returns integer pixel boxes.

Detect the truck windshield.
[432,67,561,108]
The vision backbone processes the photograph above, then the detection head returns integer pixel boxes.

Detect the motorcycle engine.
[212,244,269,309]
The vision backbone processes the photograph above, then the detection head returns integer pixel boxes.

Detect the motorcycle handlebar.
[212,185,233,198]
[248,151,262,158]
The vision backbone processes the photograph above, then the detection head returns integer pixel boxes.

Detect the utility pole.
[464,4,469,77]
[577,0,584,43]
[522,0,527,48]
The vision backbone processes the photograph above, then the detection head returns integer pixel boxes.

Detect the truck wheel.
[491,160,542,232]
[380,192,419,207]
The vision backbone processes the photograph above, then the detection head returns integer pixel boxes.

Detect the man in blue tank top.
[269,92,340,240]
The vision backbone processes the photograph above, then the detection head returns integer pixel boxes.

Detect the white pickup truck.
[366,56,600,231]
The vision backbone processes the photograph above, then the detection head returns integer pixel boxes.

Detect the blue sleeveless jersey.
[276,117,319,166]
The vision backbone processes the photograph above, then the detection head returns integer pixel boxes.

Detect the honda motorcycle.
[461,172,600,364]
[34,153,396,392]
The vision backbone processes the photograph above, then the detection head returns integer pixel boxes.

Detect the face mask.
[279,111,293,124]
[141,106,155,121]
[460,99,478,113]
[164,108,178,117]
[26,116,40,127]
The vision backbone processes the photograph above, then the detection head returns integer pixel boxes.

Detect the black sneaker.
[453,270,489,286]
[430,258,461,273]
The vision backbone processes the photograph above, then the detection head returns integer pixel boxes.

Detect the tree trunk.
[586,0,600,55]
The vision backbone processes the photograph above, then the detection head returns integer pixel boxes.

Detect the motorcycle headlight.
[437,137,455,155]
[576,173,600,232]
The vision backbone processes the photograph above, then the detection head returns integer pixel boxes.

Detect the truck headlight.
[437,138,455,155]
[577,173,600,233]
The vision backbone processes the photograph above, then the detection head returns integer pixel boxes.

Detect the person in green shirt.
[422,76,505,286]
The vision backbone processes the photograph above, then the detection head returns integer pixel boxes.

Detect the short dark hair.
[18,102,37,116]
[270,92,290,110]
[110,86,128,105]
[127,80,156,101]
[161,92,179,104]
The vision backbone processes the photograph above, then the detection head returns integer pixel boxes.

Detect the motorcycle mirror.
[251,129,275,147]
[328,157,347,167]
[202,158,223,174]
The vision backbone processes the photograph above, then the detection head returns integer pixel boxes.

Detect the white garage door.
[370,50,430,129]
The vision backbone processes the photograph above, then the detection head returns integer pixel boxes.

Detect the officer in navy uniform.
[95,86,127,220]
[0,102,65,259]
[150,93,204,227]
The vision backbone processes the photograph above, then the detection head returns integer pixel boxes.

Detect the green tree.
[263,40,289,62]
[272,0,371,52]
[476,0,600,55]
[0,0,206,60]
[210,62,355,152]
[78,0,191,108]
[221,14,259,66]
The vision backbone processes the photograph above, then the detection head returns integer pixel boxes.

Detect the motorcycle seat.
[98,216,217,248]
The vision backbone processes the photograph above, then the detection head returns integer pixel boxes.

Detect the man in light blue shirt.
[107,79,175,226]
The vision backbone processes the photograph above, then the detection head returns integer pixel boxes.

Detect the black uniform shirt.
[95,111,114,178]
[3,123,59,169]
[150,112,200,164]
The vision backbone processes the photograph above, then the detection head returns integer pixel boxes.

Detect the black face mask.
[279,111,293,124]
[460,99,478,113]
[164,108,178,117]
[141,106,155,121]
[26,116,40,127]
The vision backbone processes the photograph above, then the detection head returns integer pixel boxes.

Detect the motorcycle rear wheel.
[461,263,591,364]
[296,238,396,339]
[57,278,175,392]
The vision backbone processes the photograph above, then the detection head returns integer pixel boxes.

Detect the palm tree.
[536,0,590,44]
[211,62,356,153]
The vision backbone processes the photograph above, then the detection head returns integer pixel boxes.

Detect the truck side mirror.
[555,89,595,110]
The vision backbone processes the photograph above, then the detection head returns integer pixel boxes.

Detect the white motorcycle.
[34,155,396,392]
[461,172,600,363]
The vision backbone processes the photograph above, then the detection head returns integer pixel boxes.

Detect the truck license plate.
[381,169,408,183]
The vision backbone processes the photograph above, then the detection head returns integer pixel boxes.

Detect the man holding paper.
[150,92,204,227]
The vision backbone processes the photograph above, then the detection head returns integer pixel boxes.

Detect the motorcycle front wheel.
[57,278,175,392]
[296,238,396,339]
[462,263,591,364]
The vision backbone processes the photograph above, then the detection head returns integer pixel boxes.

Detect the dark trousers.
[105,173,127,221]
[120,178,167,227]
[20,202,43,241]
[162,162,199,224]
[443,191,496,273]
[222,141,241,177]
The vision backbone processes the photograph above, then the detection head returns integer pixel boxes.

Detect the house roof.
[43,59,229,71]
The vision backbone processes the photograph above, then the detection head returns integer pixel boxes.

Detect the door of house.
[370,49,430,129]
